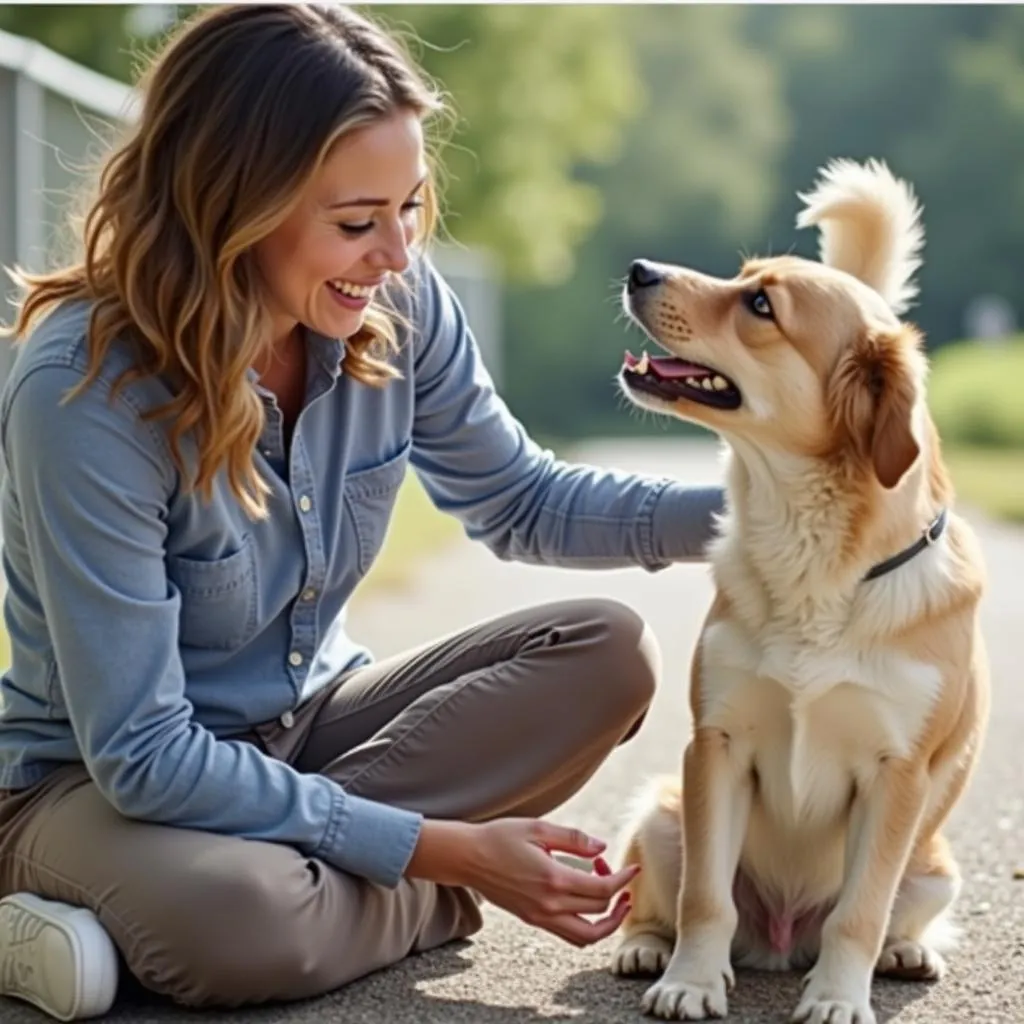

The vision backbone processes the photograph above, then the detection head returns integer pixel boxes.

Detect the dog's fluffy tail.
[796,158,924,315]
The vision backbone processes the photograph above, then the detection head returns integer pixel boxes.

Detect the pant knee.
[559,598,660,726]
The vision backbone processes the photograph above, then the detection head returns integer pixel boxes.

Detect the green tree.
[906,6,1024,344]
[1,4,642,290]
[747,4,1014,350]
[0,4,180,82]
[502,6,791,439]
[379,5,642,283]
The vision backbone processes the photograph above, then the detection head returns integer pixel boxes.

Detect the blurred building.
[0,27,503,391]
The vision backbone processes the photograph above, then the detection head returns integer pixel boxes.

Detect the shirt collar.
[246,328,347,389]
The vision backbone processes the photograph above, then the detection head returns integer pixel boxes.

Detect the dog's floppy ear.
[829,325,923,489]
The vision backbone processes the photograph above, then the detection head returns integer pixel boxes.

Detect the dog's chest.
[699,619,942,824]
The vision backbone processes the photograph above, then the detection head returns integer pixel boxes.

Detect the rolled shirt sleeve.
[407,258,725,568]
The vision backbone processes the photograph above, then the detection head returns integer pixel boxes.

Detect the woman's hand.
[406,817,639,947]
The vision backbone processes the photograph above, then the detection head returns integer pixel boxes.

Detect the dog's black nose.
[628,260,663,293]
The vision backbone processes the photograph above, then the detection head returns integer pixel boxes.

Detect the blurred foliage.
[745,5,1020,361]
[378,5,641,283]
[943,447,1024,524]
[0,3,641,286]
[507,3,1024,439]
[502,6,791,439]
[5,4,1024,442]
[929,339,1024,450]
[0,4,138,80]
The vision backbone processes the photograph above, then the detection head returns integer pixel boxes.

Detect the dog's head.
[619,159,928,490]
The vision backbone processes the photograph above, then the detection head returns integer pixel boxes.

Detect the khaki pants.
[0,598,658,1009]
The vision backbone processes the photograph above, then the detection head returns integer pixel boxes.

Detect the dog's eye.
[745,289,774,320]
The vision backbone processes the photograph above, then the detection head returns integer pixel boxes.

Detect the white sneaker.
[0,893,119,1020]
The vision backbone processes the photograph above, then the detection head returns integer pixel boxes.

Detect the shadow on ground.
[90,942,482,1023]
[555,966,932,1024]
[83,942,934,1024]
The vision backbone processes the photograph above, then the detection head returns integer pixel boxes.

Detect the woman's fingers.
[532,821,606,858]
[542,889,624,917]
[530,855,638,923]
[496,818,641,937]
[551,860,640,902]
[547,891,633,947]
[543,842,636,895]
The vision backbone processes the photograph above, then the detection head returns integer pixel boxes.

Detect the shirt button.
[298,495,312,513]
[301,587,316,602]
[280,710,295,728]
[288,651,303,667]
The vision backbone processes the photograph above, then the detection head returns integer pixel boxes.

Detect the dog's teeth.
[701,378,715,391]
[685,377,700,388]
[636,353,650,375]
[712,375,729,391]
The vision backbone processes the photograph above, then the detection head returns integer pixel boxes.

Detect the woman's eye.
[746,289,774,319]
[338,200,423,238]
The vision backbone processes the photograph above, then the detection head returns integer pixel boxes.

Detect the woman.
[0,5,722,1020]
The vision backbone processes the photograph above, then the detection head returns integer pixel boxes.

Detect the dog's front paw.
[612,932,673,977]
[875,939,945,981]
[792,965,875,1024]
[641,956,733,1020]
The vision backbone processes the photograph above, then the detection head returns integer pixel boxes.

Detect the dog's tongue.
[651,356,712,379]
[624,351,711,379]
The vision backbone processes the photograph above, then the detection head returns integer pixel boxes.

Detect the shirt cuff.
[317,787,424,887]
[648,482,726,565]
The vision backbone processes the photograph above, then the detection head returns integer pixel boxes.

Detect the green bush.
[928,336,1024,448]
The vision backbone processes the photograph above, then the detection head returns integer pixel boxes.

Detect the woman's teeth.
[330,280,375,298]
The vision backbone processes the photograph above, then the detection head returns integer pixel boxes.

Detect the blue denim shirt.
[0,256,722,887]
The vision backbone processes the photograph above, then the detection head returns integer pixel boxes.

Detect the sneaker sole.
[0,894,118,1021]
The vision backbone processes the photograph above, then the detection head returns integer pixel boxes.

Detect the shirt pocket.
[166,534,258,650]
[343,441,412,575]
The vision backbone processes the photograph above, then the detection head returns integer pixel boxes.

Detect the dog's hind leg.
[610,776,680,977]
[876,831,961,982]
[878,688,985,983]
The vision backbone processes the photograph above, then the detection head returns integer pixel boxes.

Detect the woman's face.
[255,109,428,345]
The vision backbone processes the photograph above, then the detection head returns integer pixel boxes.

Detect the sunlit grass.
[358,470,463,594]
[945,446,1024,524]
[929,339,1024,450]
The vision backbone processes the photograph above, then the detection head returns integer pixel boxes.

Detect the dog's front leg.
[642,726,751,1021]
[793,758,928,1024]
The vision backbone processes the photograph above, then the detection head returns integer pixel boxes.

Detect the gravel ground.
[4,439,1022,1023]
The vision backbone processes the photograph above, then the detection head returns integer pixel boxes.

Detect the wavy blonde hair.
[4,3,445,518]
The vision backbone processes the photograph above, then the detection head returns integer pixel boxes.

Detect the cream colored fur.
[610,159,989,1024]
[797,157,924,316]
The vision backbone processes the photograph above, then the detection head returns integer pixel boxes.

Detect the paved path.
[5,440,1023,1023]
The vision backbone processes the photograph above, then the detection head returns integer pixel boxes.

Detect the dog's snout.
[628,260,663,294]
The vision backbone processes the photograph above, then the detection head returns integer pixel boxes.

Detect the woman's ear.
[829,324,923,489]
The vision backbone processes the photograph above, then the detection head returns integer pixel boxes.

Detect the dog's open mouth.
[621,350,742,410]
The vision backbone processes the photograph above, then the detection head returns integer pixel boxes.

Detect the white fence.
[0,28,503,385]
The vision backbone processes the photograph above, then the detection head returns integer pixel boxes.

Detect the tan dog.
[611,159,989,1024]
